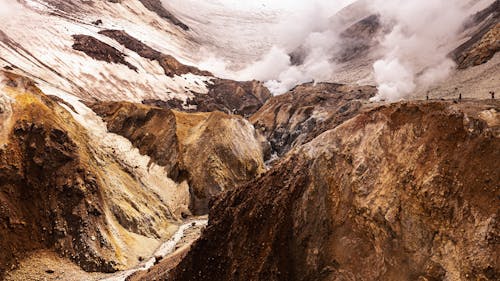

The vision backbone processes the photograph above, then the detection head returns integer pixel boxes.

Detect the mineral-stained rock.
[166,100,500,281]
[0,78,113,275]
[250,82,376,159]
[0,72,184,277]
[89,101,267,215]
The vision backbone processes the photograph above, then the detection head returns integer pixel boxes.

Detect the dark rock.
[143,79,271,118]
[98,30,211,77]
[188,79,272,117]
[71,34,138,71]
[250,82,376,159]
[154,256,163,265]
[137,0,189,30]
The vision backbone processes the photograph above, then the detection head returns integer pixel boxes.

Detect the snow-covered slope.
[3,0,496,102]
[0,0,211,102]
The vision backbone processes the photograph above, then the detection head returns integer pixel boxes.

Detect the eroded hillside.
[165,100,499,281]
[0,72,184,276]
[88,101,267,215]
[0,71,267,278]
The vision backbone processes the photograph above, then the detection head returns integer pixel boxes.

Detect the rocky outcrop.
[250,82,376,159]
[189,79,272,117]
[452,0,500,69]
[99,30,212,77]
[454,23,500,69]
[72,35,138,71]
[137,0,189,30]
[166,100,499,281]
[89,101,267,215]
[143,79,271,117]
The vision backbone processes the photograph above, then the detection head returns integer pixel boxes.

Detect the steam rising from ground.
[186,0,472,97]
[4,0,474,99]
[370,0,468,101]
[191,0,354,95]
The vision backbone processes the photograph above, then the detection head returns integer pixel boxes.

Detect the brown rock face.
[168,100,499,281]
[0,77,113,276]
[452,0,500,69]
[250,82,376,159]
[0,72,189,277]
[143,79,272,117]
[89,101,266,215]
[88,101,181,178]
[72,35,138,71]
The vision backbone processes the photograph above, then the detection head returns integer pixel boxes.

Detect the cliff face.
[89,101,267,215]
[168,100,500,281]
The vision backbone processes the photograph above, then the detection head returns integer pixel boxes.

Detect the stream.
[100,219,208,281]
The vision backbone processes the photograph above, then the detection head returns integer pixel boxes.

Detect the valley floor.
[4,217,208,281]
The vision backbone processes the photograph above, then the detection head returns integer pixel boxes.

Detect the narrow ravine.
[100,219,208,281]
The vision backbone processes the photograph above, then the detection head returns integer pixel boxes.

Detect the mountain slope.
[0,70,267,277]
[165,100,499,281]
[0,71,186,276]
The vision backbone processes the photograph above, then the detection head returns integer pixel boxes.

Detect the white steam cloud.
[369,0,469,101]
[194,0,354,95]
[190,0,472,97]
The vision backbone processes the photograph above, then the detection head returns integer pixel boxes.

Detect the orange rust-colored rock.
[89,101,267,215]
[0,72,185,277]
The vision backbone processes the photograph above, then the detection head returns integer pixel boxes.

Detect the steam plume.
[369,0,468,101]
